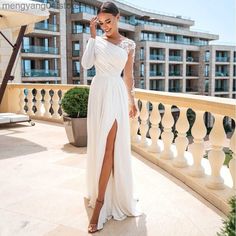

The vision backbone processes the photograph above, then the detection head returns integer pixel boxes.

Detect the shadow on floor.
[61,143,87,155]
[132,151,225,218]
[0,135,47,160]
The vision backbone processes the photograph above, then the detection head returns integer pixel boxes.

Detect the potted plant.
[61,87,89,147]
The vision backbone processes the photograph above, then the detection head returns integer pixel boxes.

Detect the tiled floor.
[0,121,226,236]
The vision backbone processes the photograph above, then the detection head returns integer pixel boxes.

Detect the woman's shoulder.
[121,37,136,52]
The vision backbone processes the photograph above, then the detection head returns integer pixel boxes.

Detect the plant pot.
[63,116,87,147]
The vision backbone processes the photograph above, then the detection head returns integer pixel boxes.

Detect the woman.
[81,1,142,233]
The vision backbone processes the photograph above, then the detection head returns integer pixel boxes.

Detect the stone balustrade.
[0,83,235,215]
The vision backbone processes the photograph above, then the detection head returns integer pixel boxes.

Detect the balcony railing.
[1,84,235,216]
[87,69,96,77]
[22,69,59,77]
[186,72,199,77]
[140,38,203,46]
[186,87,198,92]
[186,56,199,62]
[169,55,182,61]
[150,54,165,60]
[22,46,59,55]
[216,56,229,62]
[72,70,80,77]
[149,71,164,76]
[169,87,182,92]
[72,50,80,57]
[169,71,181,76]
[35,23,59,32]
[215,87,229,92]
[215,72,229,77]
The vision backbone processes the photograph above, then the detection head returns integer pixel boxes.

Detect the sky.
[123,0,236,45]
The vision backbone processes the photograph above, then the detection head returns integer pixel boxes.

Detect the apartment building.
[20,0,67,84]
[1,0,235,98]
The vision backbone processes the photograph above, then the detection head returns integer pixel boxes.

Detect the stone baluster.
[18,88,25,114]
[206,114,226,189]
[27,89,34,116]
[58,90,64,121]
[188,111,207,177]
[44,89,52,118]
[229,130,236,190]
[139,100,149,148]
[130,99,140,143]
[148,102,161,153]
[160,104,175,159]
[173,107,189,167]
[52,89,60,120]
[35,89,42,117]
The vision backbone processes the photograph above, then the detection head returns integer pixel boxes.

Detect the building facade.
[0,0,235,98]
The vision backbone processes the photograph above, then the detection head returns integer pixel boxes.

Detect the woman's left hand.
[129,104,137,119]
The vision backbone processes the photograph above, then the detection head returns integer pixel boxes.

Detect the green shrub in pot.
[61,87,89,118]
[61,87,89,147]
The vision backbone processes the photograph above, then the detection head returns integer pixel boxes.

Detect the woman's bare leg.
[89,120,117,228]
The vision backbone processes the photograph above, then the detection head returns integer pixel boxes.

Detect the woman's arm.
[123,42,136,106]
[81,37,96,69]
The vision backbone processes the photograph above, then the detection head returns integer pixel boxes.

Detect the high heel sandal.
[88,199,104,234]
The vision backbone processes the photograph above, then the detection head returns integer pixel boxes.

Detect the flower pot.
[63,116,87,147]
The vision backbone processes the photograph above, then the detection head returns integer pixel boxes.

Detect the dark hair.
[97,1,120,16]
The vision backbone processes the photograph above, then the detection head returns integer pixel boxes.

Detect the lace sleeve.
[81,37,96,69]
[123,40,136,106]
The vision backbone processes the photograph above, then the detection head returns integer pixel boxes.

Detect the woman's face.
[97,12,119,37]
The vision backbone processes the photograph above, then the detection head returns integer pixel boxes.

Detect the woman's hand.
[129,104,138,119]
[90,16,98,39]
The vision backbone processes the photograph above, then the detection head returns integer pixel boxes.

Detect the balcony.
[22,69,59,77]
[21,46,59,55]
[150,54,165,60]
[34,23,59,32]
[186,72,199,77]
[0,84,235,235]
[72,50,80,57]
[72,70,80,77]
[186,56,199,62]
[216,56,229,62]
[149,71,164,77]
[169,71,181,76]
[87,69,96,77]
[215,87,229,92]
[215,72,229,77]
[169,56,182,62]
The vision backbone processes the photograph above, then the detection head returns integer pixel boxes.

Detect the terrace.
[0,83,235,236]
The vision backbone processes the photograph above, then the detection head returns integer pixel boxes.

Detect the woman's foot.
[88,199,104,233]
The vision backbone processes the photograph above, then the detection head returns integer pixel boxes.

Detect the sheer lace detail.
[118,38,136,56]
[121,39,136,106]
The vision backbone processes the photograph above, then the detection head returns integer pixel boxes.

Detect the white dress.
[81,35,142,230]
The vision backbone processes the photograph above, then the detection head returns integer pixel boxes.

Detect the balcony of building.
[215,65,230,78]
[186,65,199,78]
[215,51,230,63]
[149,48,165,61]
[149,64,165,78]
[169,50,183,62]
[0,84,235,236]
[214,79,229,93]
[186,51,199,64]
[186,79,199,93]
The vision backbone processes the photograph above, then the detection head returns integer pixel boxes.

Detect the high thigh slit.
[82,35,142,230]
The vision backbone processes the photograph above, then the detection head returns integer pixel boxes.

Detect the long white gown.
[81,35,142,230]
